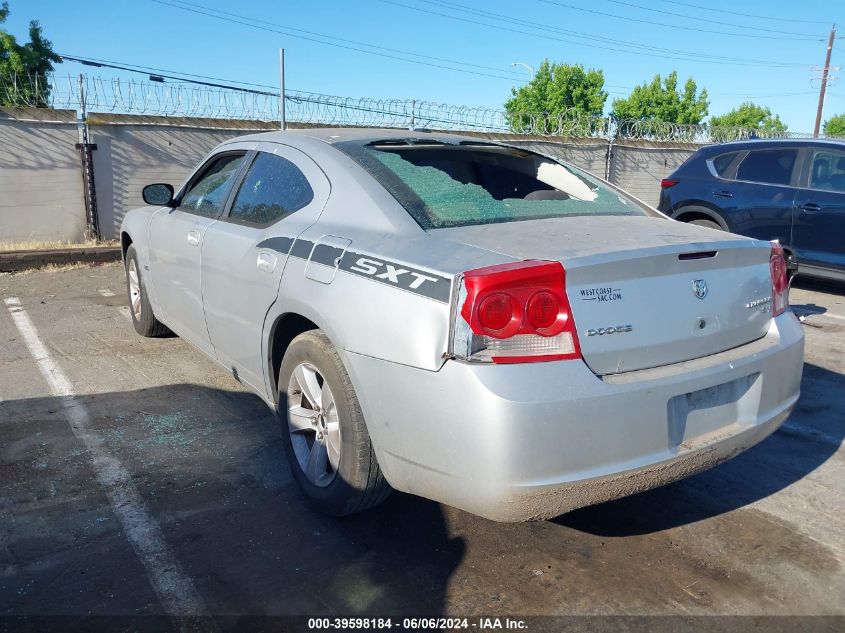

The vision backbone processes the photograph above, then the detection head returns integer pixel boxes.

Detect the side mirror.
[142,183,175,206]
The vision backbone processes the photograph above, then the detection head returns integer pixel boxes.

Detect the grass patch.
[15,261,121,274]
[0,239,120,253]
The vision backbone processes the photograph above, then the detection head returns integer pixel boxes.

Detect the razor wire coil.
[0,72,824,142]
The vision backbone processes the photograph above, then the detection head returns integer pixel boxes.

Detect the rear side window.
[228,153,314,225]
[736,149,798,186]
[337,142,652,229]
[710,151,740,178]
[809,150,845,193]
[180,153,246,218]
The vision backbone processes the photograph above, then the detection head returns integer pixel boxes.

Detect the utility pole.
[279,48,286,131]
[75,74,100,241]
[813,25,836,137]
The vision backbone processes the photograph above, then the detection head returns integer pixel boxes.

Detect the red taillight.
[527,291,560,330]
[660,179,679,189]
[457,260,580,363]
[477,292,517,333]
[770,241,789,317]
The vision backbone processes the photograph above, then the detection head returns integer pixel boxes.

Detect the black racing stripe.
[257,237,452,303]
[310,243,346,267]
[256,236,294,254]
[338,250,452,303]
[290,239,314,259]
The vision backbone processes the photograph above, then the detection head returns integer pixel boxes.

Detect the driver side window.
[179,153,246,218]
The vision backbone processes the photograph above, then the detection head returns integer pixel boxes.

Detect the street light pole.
[511,62,535,79]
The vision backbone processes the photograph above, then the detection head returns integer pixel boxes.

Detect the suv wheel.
[688,218,723,231]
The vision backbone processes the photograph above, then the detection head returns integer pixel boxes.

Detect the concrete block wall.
[89,121,252,239]
[0,109,707,244]
[0,108,87,244]
[609,142,698,206]
[486,135,695,206]
[513,139,609,179]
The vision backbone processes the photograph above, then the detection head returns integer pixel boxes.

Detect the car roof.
[233,127,487,146]
[704,137,845,151]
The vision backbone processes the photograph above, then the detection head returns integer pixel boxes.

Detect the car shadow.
[0,384,464,618]
[554,362,844,536]
[790,302,827,319]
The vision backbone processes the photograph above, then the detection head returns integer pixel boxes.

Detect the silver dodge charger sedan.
[121,128,804,522]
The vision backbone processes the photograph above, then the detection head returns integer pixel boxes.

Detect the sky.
[6,0,845,132]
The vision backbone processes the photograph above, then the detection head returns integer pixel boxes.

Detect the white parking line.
[99,289,116,297]
[797,310,845,323]
[4,297,208,620]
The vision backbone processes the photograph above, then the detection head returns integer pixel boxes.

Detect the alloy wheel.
[287,362,341,487]
[128,259,142,321]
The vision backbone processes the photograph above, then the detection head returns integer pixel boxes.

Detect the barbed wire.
[0,72,830,142]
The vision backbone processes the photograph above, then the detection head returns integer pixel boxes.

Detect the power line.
[382,0,812,67]
[657,0,832,25]
[605,0,821,38]
[59,55,281,95]
[119,0,826,102]
[58,54,406,105]
[60,55,282,91]
[535,0,817,41]
[147,0,527,82]
[710,91,817,98]
[418,0,685,58]
[150,0,813,84]
[57,54,483,113]
[419,0,808,63]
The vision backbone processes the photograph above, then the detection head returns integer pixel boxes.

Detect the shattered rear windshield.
[336,140,652,229]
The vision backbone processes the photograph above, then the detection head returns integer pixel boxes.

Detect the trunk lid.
[433,216,775,375]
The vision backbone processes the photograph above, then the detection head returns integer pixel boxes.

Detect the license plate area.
[667,373,761,451]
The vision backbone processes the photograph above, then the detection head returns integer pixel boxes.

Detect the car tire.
[688,218,724,231]
[124,245,171,338]
[278,330,391,516]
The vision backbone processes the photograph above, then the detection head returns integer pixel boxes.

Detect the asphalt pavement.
[0,264,843,629]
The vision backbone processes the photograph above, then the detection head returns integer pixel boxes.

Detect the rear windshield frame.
[335,139,658,230]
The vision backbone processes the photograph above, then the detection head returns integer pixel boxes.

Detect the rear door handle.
[713,190,733,198]
[187,230,201,246]
[801,202,822,213]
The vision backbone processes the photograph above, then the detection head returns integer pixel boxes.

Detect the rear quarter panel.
[260,140,512,398]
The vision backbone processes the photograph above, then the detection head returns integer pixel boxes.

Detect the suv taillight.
[770,241,789,317]
[660,179,679,189]
[451,260,580,364]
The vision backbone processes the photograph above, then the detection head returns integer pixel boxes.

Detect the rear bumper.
[343,312,805,522]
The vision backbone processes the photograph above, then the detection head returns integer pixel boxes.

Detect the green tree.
[504,60,608,135]
[709,102,787,135]
[611,71,709,125]
[0,1,61,107]
[823,113,845,137]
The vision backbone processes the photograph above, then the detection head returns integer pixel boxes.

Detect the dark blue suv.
[658,139,845,281]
